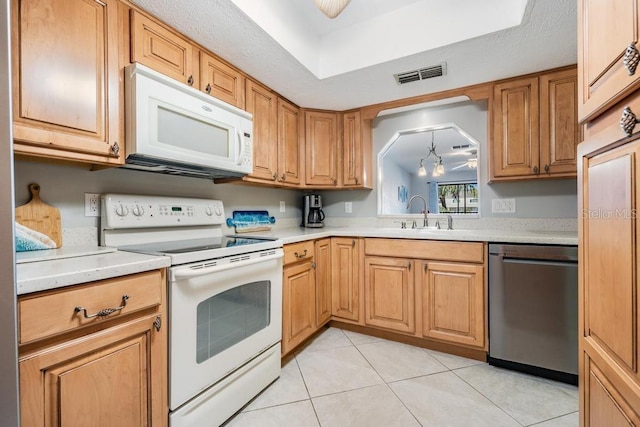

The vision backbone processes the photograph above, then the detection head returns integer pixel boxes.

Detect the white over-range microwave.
[124,63,253,179]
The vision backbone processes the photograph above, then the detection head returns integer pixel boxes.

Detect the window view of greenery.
[437,182,478,214]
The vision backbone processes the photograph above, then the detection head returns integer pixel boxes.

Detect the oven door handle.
[171,252,283,280]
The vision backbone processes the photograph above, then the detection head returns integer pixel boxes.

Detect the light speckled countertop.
[16,249,171,295]
[15,226,576,296]
[237,226,579,246]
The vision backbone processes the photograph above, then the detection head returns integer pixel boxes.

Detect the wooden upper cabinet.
[199,52,245,109]
[342,110,371,188]
[277,98,302,185]
[540,68,579,176]
[305,110,339,187]
[130,10,195,86]
[245,80,278,182]
[492,76,540,178]
[578,0,640,122]
[491,67,579,181]
[12,0,122,165]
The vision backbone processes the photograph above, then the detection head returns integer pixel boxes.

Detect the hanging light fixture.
[418,131,445,177]
[418,159,427,176]
[313,0,352,19]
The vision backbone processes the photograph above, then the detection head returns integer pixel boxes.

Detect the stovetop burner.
[160,236,276,254]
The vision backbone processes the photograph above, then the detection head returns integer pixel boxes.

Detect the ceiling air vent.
[394,62,447,85]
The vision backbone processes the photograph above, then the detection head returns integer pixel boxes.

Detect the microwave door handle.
[236,130,245,165]
[171,252,283,280]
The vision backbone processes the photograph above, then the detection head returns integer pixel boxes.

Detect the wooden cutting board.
[15,183,62,248]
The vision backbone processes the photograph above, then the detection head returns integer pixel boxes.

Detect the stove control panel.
[101,194,225,229]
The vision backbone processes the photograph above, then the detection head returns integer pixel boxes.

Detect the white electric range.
[100,194,283,427]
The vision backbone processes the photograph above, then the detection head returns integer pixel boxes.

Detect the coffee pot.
[302,194,325,228]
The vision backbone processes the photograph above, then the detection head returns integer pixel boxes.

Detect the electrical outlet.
[345,202,353,213]
[491,198,516,214]
[85,193,101,217]
[279,201,286,213]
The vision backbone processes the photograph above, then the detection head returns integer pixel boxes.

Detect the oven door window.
[196,280,271,364]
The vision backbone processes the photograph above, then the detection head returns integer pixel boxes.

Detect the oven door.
[168,249,283,410]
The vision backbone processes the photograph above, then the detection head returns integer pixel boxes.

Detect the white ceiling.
[131,0,577,111]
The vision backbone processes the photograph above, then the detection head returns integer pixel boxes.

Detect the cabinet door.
[277,98,302,185]
[20,313,166,427]
[282,260,316,355]
[492,77,540,178]
[305,111,338,187]
[130,10,194,85]
[331,238,360,322]
[578,0,640,122]
[245,80,278,182]
[583,354,640,426]
[199,52,245,109]
[342,111,362,187]
[12,0,122,165]
[540,68,579,177]
[364,257,415,334]
[582,140,640,380]
[315,238,331,327]
[422,262,484,348]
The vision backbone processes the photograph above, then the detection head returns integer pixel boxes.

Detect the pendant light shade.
[313,0,351,18]
[418,160,427,176]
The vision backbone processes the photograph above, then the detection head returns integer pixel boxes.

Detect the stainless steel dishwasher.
[488,244,578,385]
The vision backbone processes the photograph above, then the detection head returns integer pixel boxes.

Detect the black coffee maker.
[302,194,325,228]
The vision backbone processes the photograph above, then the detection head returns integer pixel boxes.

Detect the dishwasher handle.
[489,244,577,262]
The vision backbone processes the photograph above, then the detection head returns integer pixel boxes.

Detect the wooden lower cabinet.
[18,270,167,427]
[314,238,332,326]
[364,257,415,334]
[20,314,165,427]
[331,237,360,322]
[420,261,485,348]
[583,353,640,426]
[282,250,316,355]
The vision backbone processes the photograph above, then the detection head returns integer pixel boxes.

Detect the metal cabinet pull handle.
[407,263,412,271]
[620,106,640,136]
[355,177,359,185]
[110,141,120,157]
[153,316,162,332]
[352,239,356,247]
[533,165,539,174]
[205,83,212,94]
[281,174,286,181]
[311,262,317,269]
[272,172,278,180]
[333,179,337,185]
[75,295,129,319]
[624,43,640,76]
[187,75,194,86]
[294,249,308,259]
[544,164,550,173]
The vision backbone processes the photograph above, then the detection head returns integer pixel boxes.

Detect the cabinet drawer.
[283,241,315,265]
[19,270,163,344]
[365,239,484,263]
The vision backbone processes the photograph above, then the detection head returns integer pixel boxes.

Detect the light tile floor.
[226,327,578,427]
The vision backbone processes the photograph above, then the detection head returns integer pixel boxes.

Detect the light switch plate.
[345,202,353,213]
[279,201,285,213]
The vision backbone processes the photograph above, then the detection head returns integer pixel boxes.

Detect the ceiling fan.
[451,150,478,170]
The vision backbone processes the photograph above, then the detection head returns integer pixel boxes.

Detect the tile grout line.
[292,353,323,426]
[525,411,579,427]
[449,367,526,427]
